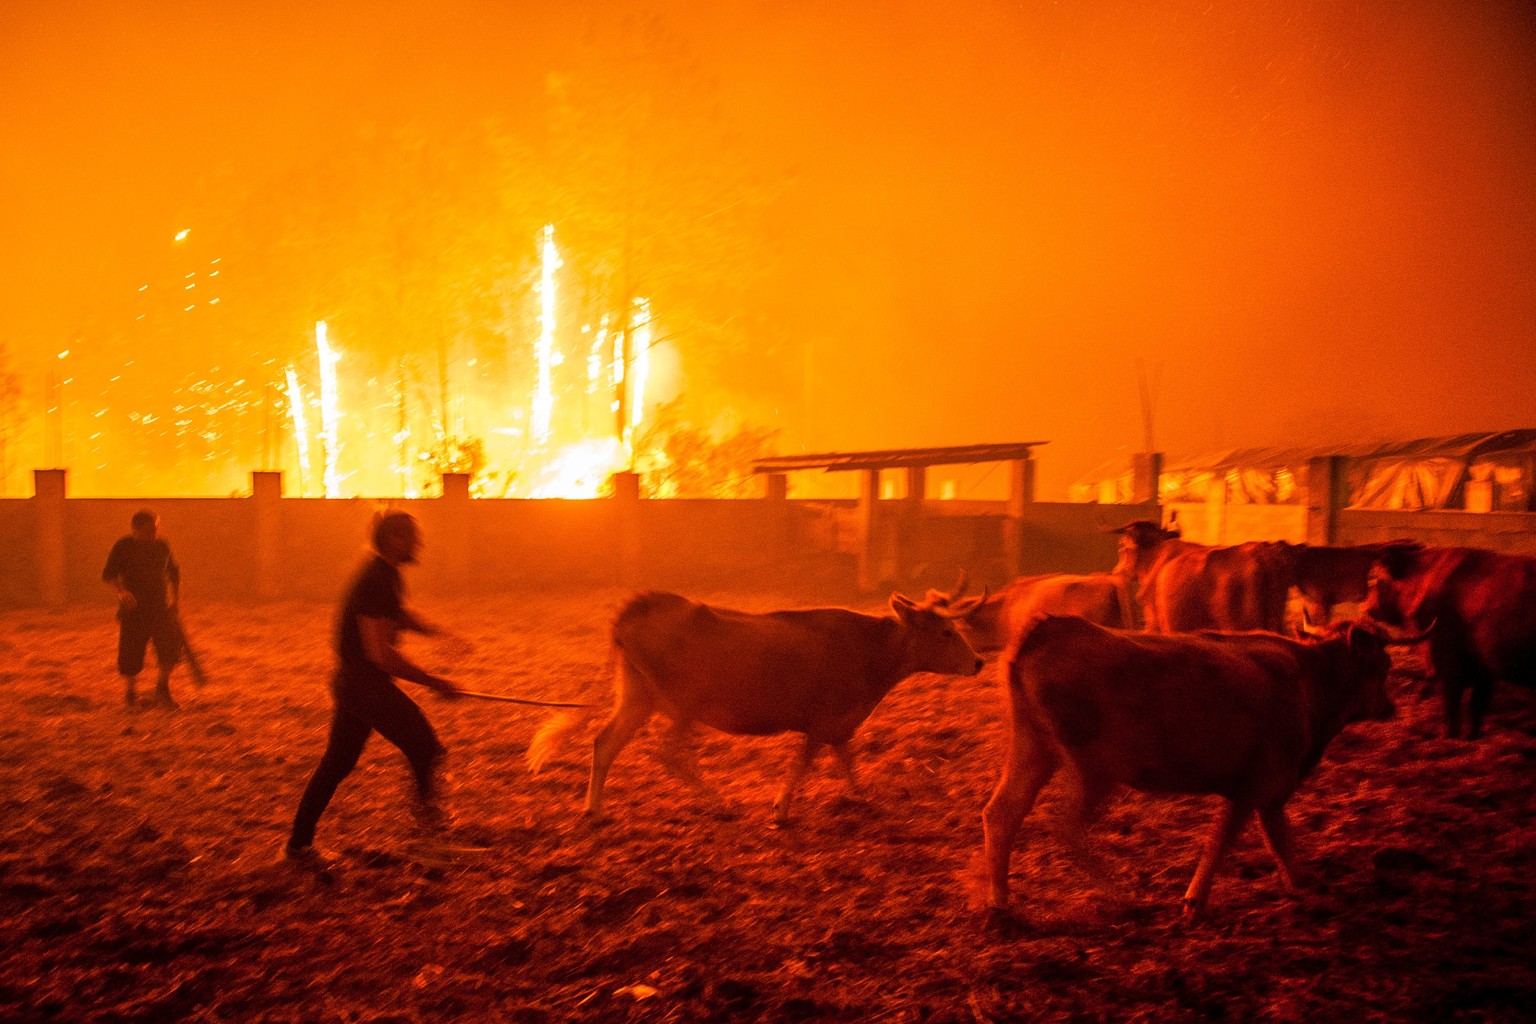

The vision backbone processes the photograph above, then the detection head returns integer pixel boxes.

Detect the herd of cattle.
[529,521,1535,919]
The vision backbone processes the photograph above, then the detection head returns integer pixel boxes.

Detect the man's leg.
[149,612,182,707]
[117,615,148,708]
[288,707,372,852]
[348,683,447,831]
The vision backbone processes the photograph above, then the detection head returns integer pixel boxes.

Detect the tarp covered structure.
[1071,431,1536,510]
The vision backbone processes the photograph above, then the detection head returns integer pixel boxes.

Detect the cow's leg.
[1183,799,1253,920]
[586,689,654,818]
[773,736,821,827]
[656,719,726,812]
[1465,670,1496,741]
[830,742,862,798]
[981,737,1057,910]
[1257,801,1307,890]
[1058,766,1115,883]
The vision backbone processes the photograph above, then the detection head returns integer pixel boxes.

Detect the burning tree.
[540,15,778,465]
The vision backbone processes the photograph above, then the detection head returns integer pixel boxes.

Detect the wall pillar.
[1305,456,1349,546]
[1004,456,1036,577]
[763,473,788,502]
[34,469,67,606]
[251,471,283,600]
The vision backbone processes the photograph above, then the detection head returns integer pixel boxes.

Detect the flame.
[315,320,342,498]
[284,365,311,495]
[631,296,651,434]
[533,224,560,446]
[526,438,626,499]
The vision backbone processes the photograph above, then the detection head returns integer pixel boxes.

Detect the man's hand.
[118,591,137,611]
[432,676,463,702]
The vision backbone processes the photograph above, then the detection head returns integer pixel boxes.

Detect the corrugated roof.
[752,442,1049,474]
[1161,430,1536,473]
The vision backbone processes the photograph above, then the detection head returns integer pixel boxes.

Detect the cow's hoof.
[981,905,1026,937]
[1180,899,1205,923]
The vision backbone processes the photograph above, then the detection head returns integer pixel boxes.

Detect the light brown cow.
[528,591,983,824]
[928,572,1134,653]
[1112,520,1294,633]
[983,615,1412,918]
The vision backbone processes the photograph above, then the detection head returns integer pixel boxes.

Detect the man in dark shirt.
[102,509,182,708]
[285,510,464,865]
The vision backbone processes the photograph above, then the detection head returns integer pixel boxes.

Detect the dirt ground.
[2,587,1534,1024]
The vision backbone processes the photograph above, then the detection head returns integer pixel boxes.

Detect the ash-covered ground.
[2,589,1533,1023]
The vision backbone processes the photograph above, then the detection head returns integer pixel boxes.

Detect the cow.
[982,615,1418,919]
[1292,541,1421,624]
[928,572,1133,654]
[1366,544,1536,739]
[1112,520,1294,633]
[527,590,984,824]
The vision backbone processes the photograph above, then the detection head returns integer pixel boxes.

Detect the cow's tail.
[526,640,618,774]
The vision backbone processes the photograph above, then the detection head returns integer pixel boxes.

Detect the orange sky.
[3,0,1534,497]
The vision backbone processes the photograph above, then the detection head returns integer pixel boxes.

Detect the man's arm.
[359,616,460,698]
[102,543,135,609]
[166,548,181,609]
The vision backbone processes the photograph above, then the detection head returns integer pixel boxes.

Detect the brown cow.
[1292,541,1421,624]
[983,616,1407,918]
[528,591,983,824]
[928,573,1133,654]
[1112,521,1294,633]
[1367,544,1536,739]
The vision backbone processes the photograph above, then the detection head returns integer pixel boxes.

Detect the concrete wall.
[1167,502,1308,546]
[1337,510,1536,556]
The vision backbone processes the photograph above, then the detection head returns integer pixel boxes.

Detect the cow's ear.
[889,593,917,623]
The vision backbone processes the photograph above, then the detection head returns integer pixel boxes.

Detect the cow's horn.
[936,585,989,619]
[950,570,970,601]
[1299,605,1324,636]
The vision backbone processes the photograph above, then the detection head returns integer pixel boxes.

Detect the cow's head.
[891,592,985,676]
[923,572,1002,653]
[1108,520,1178,578]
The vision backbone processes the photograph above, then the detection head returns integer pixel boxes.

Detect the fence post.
[251,471,283,600]
[1305,456,1349,545]
[34,469,67,606]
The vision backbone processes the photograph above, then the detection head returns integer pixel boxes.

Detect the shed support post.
[1305,456,1349,546]
[1004,455,1035,578]
[857,469,881,592]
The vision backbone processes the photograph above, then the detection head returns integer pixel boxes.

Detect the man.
[102,509,182,709]
[284,510,464,866]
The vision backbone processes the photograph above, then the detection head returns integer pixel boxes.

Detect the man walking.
[102,509,182,709]
[285,510,464,865]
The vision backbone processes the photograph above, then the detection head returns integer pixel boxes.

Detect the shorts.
[117,607,182,677]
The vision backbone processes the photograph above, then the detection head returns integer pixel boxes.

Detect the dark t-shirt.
[335,556,404,682]
[102,536,180,610]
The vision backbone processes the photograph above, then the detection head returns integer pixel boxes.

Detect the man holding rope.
[103,508,182,709]
[285,510,468,866]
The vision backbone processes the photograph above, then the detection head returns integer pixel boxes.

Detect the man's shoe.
[152,691,180,710]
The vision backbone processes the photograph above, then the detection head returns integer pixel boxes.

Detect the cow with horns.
[1111,520,1294,633]
[529,588,985,825]
[1367,543,1536,739]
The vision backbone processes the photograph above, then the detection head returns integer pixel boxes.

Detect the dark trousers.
[288,673,445,849]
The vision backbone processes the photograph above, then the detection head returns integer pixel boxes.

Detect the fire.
[284,366,311,495]
[532,224,560,447]
[526,438,626,499]
[314,320,343,498]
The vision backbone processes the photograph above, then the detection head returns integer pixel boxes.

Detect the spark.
[174,229,190,242]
